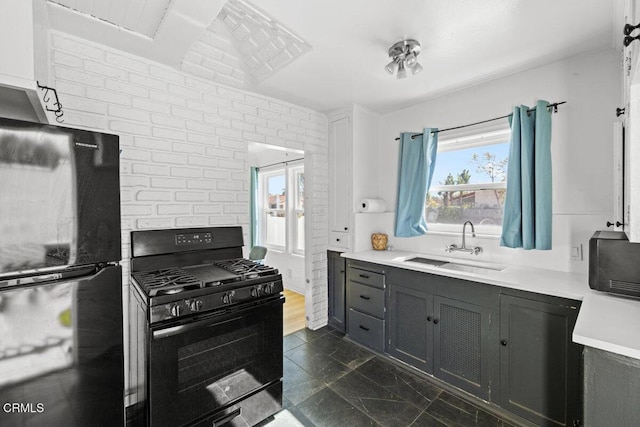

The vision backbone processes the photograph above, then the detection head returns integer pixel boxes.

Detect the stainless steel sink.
[405,257,505,274]
[439,262,505,274]
[405,257,448,267]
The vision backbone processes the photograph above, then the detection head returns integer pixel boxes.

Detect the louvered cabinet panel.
[433,295,495,401]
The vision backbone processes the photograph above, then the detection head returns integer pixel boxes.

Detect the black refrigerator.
[0,117,124,426]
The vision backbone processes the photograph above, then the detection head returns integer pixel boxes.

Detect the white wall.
[48,31,329,328]
[365,49,621,274]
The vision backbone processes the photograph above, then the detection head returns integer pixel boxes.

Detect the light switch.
[570,244,583,261]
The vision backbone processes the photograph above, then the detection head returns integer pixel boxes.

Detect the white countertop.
[573,291,640,360]
[342,250,588,300]
[341,249,640,360]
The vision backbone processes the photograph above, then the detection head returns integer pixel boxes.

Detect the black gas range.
[131,257,283,324]
[127,226,283,427]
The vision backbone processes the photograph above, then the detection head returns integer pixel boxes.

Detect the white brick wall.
[50,31,329,329]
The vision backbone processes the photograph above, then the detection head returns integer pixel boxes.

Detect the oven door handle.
[152,297,284,340]
[211,408,241,427]
[153,315,241,339]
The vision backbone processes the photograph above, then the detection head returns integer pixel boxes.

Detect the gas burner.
[132,267,204,297]
[213,258,278,280]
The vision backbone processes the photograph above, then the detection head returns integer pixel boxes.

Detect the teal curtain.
[394,128,438,237]
[249,166,259,247]
[500,100,552,249]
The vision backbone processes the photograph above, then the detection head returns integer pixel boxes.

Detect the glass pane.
[432,142,510,186]
[296,212,305,252]
[296,172,304,211]
[266,174,285,209]
[265,210,285,247]
[426,189,506,226]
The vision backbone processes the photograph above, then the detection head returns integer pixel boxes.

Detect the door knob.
[500,339,508,346]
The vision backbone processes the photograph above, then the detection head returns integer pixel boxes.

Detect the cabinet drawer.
[348,282,384,318]
[329,231,350,249]
[348,267,385,289]
[348,309,384,352]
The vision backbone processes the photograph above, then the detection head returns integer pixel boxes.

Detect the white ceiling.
[45,0,621,114]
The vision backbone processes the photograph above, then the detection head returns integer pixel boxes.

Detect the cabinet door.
[499,295,582,427]
[433,295,495,400]
[328,117,352,233]
[387,285,433,373]
[327,251,346,332]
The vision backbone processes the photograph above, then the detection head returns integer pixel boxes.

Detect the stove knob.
[189,300,203,312]
[263,282,274,295]
[251,286,261,298]
[222,291,235,304]
[169,304,183,317]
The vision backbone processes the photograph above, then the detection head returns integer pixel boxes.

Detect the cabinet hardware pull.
[359,325,370,331]
[344,227,348,231]
[500,339,508,346]
[427,316,433,322]
[433,318,439,324]
[336,238,340,242]
[624,34,640,47]
[616,107,626,117]
[359,274,370,279]
[606,221,624,228]
[624,22,640,36]
[359,295,370,300]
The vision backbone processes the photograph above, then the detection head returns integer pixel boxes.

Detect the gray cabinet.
[387,285,432,373]
[327,250,346,332]
[584,347,640,427]
[433,295,495,400]
[386,267,498,401]
[499,292,582,427]
[345,261,385,352]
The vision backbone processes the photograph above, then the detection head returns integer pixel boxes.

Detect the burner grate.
[213,258,278,280]
[132,267,204,297]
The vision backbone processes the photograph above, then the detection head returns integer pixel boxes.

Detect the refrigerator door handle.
[0,264,100,289]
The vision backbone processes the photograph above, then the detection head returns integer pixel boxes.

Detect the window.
[258,161,304,254]
[426,127,510,235]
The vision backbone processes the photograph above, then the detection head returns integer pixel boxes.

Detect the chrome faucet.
[446,221,483,255]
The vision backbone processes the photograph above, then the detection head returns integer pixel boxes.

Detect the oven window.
[149,298,283,427]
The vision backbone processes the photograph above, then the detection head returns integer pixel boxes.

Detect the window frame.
[257,160,305,255]
[425,126,510,237]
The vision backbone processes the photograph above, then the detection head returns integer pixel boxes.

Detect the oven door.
[148,296,283,427]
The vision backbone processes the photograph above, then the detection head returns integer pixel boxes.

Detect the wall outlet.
[570,244,583,261]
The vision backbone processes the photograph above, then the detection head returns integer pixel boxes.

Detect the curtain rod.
[256,157,304,170]
[394,101,567,141]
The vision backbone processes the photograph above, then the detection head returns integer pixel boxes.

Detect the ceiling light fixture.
[385,39,423,79]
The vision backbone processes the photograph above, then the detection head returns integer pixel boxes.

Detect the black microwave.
[589,231,640,298]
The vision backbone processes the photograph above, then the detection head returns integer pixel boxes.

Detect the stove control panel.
[175,232,213,246]
[149,278,284,323]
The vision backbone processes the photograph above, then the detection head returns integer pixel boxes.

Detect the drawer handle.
[336,238,341,242]
[359,274,370,279]
[359,325,370,331]
[433,318,439,325]
[359,295,370,300]
[500,339,508,346]
[427,315,433,322]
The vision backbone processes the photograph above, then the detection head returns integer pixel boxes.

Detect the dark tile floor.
[276,327,519,427]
